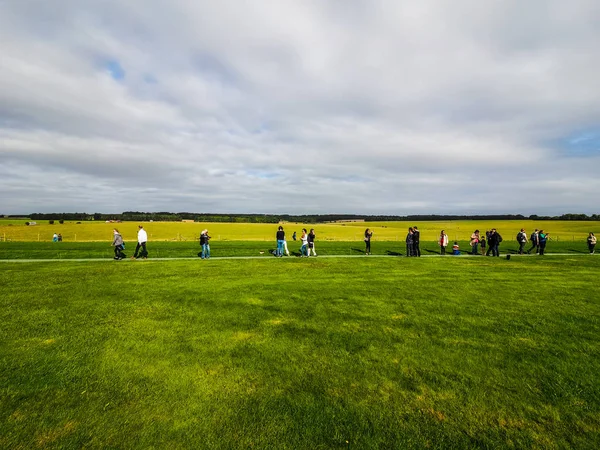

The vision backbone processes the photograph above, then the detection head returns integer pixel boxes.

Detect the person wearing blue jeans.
[200,229,211,259]
[276,226,285,257]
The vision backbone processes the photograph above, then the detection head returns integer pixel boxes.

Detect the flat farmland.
[0,220,598,243]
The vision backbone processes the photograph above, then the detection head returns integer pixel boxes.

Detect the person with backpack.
[405,227,414,257]
[516,228,528,254]
[275,226,285,257]
[364,228,373,255]
[412,226,421,257]
[488,228,502,257]
[587,232,596,254]
[199,229,211,259]
[527,229,539,254]
[111,229,126,260]
[538,230,548,255]
[439,230,449,255]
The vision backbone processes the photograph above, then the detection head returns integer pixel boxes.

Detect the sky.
[1,0,599,216]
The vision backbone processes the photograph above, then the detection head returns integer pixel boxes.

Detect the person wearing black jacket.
[406,227,414,257]
[199,229,211,259]
[307,229,317,256]
[275,226,285,257]
[412,226,421,257]
[488,228,502,257]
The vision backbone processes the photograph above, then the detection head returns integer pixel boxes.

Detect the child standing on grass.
[452,241,460,255]
[480,234,486,255]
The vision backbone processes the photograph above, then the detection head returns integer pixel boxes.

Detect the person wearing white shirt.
[133,225,149,259]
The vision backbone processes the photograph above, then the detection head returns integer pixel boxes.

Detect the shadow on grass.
[424,249,440,255]
[567,248,588,254]
[351,248,367,254]
[386,250,403,256]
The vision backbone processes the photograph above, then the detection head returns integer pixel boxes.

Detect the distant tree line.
[25,212,600,222]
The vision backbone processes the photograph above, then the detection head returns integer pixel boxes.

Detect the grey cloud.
[1,0,599,215]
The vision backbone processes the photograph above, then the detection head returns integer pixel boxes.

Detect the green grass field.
[1,256,599,448]
[1,219,597,243]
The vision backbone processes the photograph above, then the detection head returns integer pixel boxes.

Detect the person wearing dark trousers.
[364,228,373,255]
[588,232,596,254]
[412,226,421,257]
[133,225,148,259]
[406,227,414,257]
[276,226,285,257]
[527,229,539,254]
[111,229,126,260]
[538,230,548,255]
[485,230,492,256]
[308,229,317,256]
[470,230,480,255]
[516,228,528,254]
[488,228,501,257]
[439,230,448,255]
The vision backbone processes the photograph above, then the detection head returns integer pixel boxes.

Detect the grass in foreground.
[1,257,599,449]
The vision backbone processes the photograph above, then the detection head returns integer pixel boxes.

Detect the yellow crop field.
[0,219,597,243]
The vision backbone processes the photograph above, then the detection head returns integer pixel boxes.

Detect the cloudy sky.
[1,0,599,215]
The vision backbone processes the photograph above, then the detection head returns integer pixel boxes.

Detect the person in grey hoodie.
[111,229,126,260]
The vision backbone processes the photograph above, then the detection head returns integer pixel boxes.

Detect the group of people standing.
[405,227,421,257]
[276,226,316,257]
[111,225,148,260]
[437,228,550,256]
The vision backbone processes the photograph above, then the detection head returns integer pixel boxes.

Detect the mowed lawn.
[1,257,599,449]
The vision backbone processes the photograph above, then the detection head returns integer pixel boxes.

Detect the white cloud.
[1,0,599,215]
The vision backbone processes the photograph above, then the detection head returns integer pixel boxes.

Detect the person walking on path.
[300,229,309,257]
[364,228,373,255]
[412,226,421,257]
[538,230,548,255]
[588,232,596,254]
[527,229,539,254]
[132,225,148,259]
[276,226,285,257]
[516,228,528,254]
[488,228,502,257]
[439,230,449,255]
[308,228,317,256]
[199,229,211,259]
[470,230,480,255]
[111,229,126,260]
[406,227,414,257]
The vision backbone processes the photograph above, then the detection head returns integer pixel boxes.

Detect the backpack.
[498,234,503,243]
[516,233,521,242]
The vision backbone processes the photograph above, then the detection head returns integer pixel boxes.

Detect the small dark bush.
[25,222,30,225]
[59,220,64,224]
[49,220,54,225]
